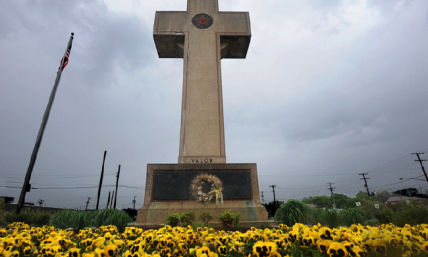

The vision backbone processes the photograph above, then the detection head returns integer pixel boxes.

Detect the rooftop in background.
[0,196,15,204]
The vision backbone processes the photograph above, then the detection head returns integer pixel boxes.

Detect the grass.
[50,209,132,232]
[274,199,311,226]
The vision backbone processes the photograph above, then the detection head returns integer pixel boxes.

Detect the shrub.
[219,210,240,230]
[364,219,380,226]
[322,209,341,228]
[274,199,311,226]
[50,209,132,232]
[375,205,394,224]
[0,199,7,228]
[180,211,195,227]
[5,209,51,227]
[391,201,428,227]
[166,213,180,227]
[199,211,213,227]
[340,208,365,227]
[308,208,325,225]
[92,209,133,232]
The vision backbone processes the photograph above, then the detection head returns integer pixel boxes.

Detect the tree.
[301,196,313,204]
[331,194,352,209]
[373,190,391,203]
[311,196,329,209]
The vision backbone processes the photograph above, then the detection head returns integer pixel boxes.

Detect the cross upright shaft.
[154,0,251,164]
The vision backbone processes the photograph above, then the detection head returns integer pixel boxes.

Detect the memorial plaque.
[153,170,251,200]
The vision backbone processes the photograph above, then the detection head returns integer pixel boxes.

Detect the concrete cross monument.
[137,0,268,227]
[154,0,251,164]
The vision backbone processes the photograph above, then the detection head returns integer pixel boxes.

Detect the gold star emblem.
[193,14,212,28]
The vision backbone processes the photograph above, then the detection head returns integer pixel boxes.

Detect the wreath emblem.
[190,174,224,205]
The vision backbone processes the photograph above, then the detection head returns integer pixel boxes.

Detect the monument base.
[137,163,268,227]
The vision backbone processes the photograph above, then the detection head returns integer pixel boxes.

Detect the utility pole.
[113,165,121,209]
[359,173,374,196]
[269,185,278,213]
[327,182,336,209]
[106,191,111,208]
[38,199,44,207]
[132,196,136,210]
[85,197,91,211]
[110,191,115,209]
[412,153,428,183]
[261,191,264,203]
[96,150,107,210]
[269,185,276,203]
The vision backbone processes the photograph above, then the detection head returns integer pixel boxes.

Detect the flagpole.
[16,32,74,214]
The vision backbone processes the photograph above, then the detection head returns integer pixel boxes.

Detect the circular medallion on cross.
[192,14,213,29]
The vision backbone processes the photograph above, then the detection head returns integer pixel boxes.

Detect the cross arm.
[217,12,251,59]
[154,11,188,58]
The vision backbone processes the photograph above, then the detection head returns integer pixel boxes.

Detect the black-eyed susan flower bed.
[1,222,428,257]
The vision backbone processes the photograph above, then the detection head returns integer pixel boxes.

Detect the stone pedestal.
[137,163,268,227]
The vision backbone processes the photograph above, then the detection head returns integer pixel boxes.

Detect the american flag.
[57,43,72,74]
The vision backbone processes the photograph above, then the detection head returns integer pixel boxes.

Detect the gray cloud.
[1,0,428,208]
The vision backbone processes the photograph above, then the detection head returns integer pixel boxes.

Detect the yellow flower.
[130,243,146,255]
[189,248,197,256]
[104,244,118,257]
[287,231,299,244]
[319,227,334,241]
[252,241,277,257]
[196,246,210,257]
[274,239,286,250]
[300,236,315,248]
[94,248,105,257]
[218,236,228,246]
[218,246,227,256]
[327,242,348,257]
[342,241,355,254]
[317,240,332,253]
[422,241,428,253]
[92,237,106,249]
[372,239,387,256]
[230,241,244,253]
[10,250,20,257]
[349,246,366,257]
[69,248,81,257]
[160,247,172,256]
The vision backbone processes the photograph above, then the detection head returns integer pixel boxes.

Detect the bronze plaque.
[153,170,251,200]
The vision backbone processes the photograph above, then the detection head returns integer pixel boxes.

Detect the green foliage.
[50,209,132,232]
[391,200,428,227]
[0,199,5,212]
[179,211,195,227]
[310,196,330,209]
[274,199,311,226]
[363,219,380,226]
[166,212,196,227]
[375,204,394,224]
[5,209,51,227]
[219,210,240,230]
[339,208,365,227]
[373,190,391,203]
[166,213,180,227]
[321,209,341,228]
[307,208,325,226]
[0,199,7,228]
[332,194,353,209]
[199,211,213,227]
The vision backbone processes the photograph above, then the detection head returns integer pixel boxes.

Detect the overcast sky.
[1,0,428,210]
